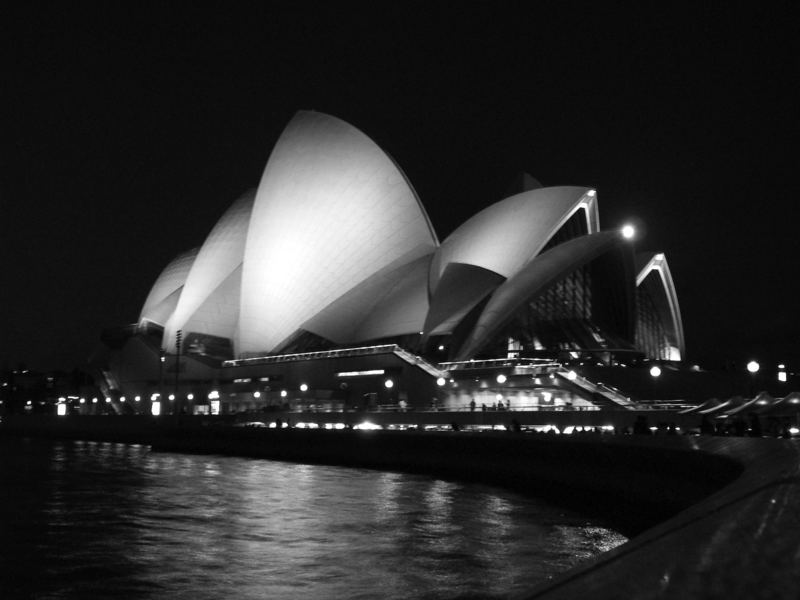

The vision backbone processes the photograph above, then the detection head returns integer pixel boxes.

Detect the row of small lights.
[50,361,788,413]
[57,380,400,406]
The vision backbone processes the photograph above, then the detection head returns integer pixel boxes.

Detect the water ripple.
[0,437,625,599]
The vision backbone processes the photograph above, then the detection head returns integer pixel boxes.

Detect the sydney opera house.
[93,111,684,415]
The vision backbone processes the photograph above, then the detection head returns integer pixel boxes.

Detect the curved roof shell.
[423,263,504,337]
[424,186,598,338]
[138,248,199,327]
[301,253,433,344]
[454,231,624,360]
[163,190,254,351]
[237,111,438,354]
[636,252,685,360]
[428,186,598,296]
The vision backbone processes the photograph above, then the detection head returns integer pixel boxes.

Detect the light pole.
[174,330,182,416]
[649,365,662,401]
[158,349,166,415]
[747,360,760,398]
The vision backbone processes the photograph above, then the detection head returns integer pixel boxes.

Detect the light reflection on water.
[0,438,626,599]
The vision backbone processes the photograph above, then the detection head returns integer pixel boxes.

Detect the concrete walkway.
[522,436,800,599]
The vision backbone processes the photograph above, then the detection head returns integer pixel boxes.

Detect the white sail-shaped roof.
[138,248,198,327]
[455,231,623,361]
[423,186,598,338]
[636,252,685,360]
[163,190,254,351]
[237,111,438,354]
[301,253,432,343]
[428,186,598,296]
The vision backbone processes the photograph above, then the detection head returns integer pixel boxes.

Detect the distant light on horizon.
[747,360,760,374]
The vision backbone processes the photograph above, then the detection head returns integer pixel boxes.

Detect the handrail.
[224,344,448,379]
[224,344,400,367]
[557,368,635,408]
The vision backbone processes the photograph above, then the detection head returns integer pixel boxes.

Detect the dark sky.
[2,2,798,372]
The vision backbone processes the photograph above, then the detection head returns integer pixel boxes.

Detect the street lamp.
[747,360,760,398]
[650,365,662,401]
[621,224,636,240]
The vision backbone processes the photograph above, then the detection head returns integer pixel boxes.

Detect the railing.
[557,368,635,408]
[392,347,448,379]
[439,357,561,371]
[224,344,400,367]
[225,345,447,379]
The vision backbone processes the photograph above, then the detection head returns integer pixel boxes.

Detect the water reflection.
[0,438,626,599]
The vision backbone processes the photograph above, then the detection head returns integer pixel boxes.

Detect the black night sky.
[2,3,798,372]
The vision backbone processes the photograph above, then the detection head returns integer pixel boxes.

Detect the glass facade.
[635,274,671,360]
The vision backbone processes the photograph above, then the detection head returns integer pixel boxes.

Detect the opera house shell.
[96,111,684,413]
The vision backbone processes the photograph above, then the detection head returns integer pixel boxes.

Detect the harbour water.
[0,437,626,599]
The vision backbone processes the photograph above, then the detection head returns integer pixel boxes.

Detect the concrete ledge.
[2,416,797,597]
[521,437,800,599]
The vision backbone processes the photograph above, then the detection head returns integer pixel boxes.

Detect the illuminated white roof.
[429,186,598,295]
[455,231,622,360]
[138,248,198,327]
[423,264,504,337]
[172,266,242,344]
[302,254,432,343]
[163,190,254,351]
[237,111,438,354]
[636,252,685,359]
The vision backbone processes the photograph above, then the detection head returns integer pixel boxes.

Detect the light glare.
[621,224,635,239]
